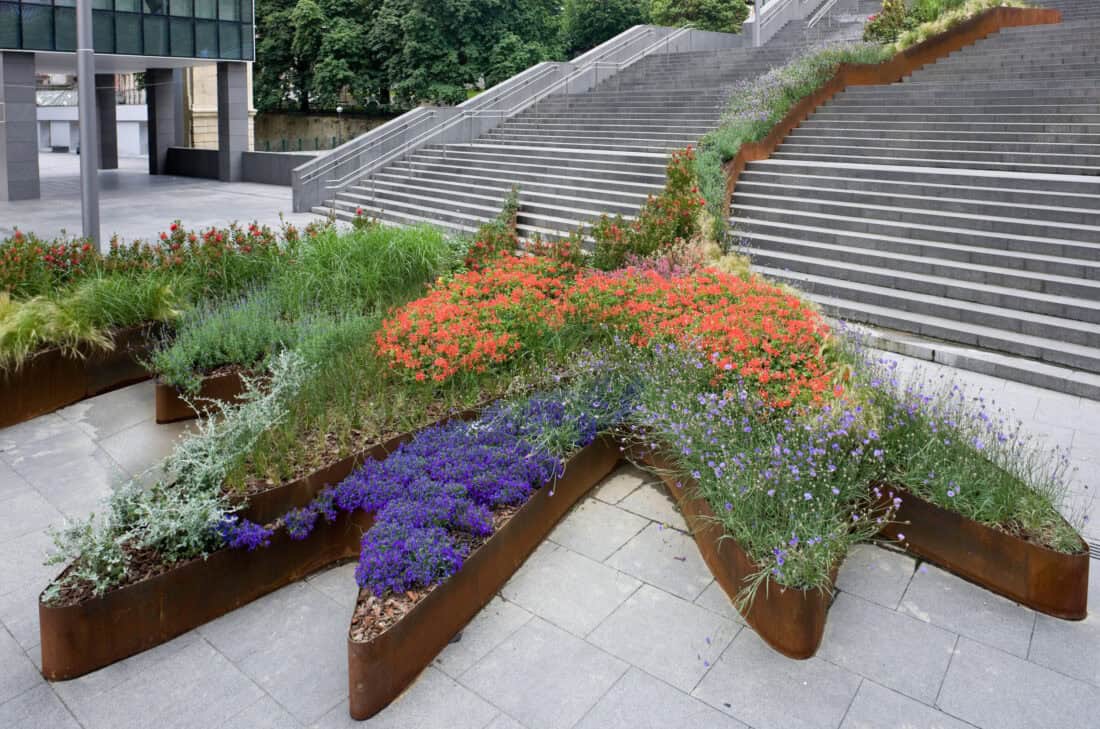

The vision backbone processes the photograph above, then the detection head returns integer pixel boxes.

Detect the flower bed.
[154,367,248,424]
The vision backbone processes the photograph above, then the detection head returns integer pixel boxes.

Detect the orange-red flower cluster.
[377,254,835,407]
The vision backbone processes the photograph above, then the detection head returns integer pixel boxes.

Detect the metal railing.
[807,0,840,28]
[291,24,743,212]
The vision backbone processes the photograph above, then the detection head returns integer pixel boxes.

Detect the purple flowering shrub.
[215,515,274,551]
[355,523,465,597]
[622,341,894,597]
[864,357,1082,553]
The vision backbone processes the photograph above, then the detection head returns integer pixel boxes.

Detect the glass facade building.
[0,0,254,60]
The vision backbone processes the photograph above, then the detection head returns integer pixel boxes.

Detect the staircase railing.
[291,24,745,212]
[808,0,840,28]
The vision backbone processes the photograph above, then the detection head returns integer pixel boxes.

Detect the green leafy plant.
[650,0,750,33]
[465,186,521,271]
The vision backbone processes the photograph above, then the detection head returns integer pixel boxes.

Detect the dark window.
[54,6,75,50]
[115,11,141,53]
[143,14,167,54]
[217,0,236,20]
[170,0,192,16]
[217,20,238,58]
[92,0,112,9]
[20,4,53,50]
[195,17,215,57]
[0,4,20,48]
[169,16,192,56]
[92,9,114,52]
[241,22,252,59]
[194,0,214,18]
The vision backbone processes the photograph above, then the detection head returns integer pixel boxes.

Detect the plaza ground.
[0,352,1097,729]
[0,154,319,243]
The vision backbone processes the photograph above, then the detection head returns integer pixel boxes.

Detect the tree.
[560,0,649,58]
[649,0,750,34]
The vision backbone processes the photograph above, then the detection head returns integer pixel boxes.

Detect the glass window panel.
[54,0,76,8]
[240,0,251,22]
[92,0,112,9]
[92,9,114,52]
[170,0,191,16]
[241,22,252,60]
[114,0,138,10]
[115,12,141,53]
[217,0,237,20]
[0,4,19,48]
[169,17,192,56]
[22,0,50,5]
[20,5,52,49]
[143,0,167,13]
[194,0,215,18]
[143,15,167,54]
[53,7,75,50]
[195,18,215,57]
[217,21,238,58]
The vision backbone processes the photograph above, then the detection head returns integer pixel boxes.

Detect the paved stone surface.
[459,618,628,729]
[587,584,740,692]
[819,593,957,704]
[835,543,916,610]
[574,667,748,729]
[0,154,319,243]
[616,482,687,529]
[500,542,641,637]
[0,352,1098,728]
[899,562,1035,658]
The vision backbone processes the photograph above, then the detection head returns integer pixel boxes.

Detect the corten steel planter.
[0,324,156,430]
[878,485,1090,620]
[40,509,375,681]
[722,6,1063,206]
[154,369,248,424]
[640,451,834,659]
[347,436,622,720]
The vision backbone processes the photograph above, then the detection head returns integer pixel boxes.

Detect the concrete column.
[0,52,40,201]
[146,68,184,175]
[216,61,249,182]
[95,73,118,170]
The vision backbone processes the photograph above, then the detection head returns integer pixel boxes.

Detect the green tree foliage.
[560,0,649,58]
[650,0,750,33]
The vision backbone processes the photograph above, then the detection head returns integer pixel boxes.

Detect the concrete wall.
[36,105,147,156]
[241,151,317,185]
[165,146,219,179]
[254,113,395,152]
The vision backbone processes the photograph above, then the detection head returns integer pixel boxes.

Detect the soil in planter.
[348,505,519,643]
[46,543,179,608]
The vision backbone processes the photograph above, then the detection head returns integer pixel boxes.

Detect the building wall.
[185,65,255,151]
[36,105,148,157]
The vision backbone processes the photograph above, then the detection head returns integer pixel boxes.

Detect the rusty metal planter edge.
[154,369,250,424]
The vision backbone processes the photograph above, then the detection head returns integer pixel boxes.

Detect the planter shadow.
[878,484,1089,620]
[0,325,156,430]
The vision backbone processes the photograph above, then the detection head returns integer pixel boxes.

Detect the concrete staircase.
[734,0,1100,398]
[315,1,868,239]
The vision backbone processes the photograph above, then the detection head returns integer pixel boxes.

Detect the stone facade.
[184,65,255,152]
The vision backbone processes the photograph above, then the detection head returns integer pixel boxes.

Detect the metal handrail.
[808,0,839,28]
[320,26,693,191]
[297,26,660,185]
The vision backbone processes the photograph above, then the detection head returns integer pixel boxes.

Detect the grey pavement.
[0,352,1098,728]
[0,154,320,243]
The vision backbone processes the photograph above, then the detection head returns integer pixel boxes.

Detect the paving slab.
[548,498,648,562]
[819,593,957,705]
[591,466,647,505]
[839,680,972,729]
[0,684,82,729]
[56,381,157,441]
[305,562,360,611]
[0,584,45,650]
[899,562,1035,658]
[60,637,264,729]
[0,458,32,502]
[0,491,64,546]
[693,579,744,624]
[937,637,1100,729]
[606,522,713,601]
[617,482,688,529]
[199,581,350,725]
[0,528,61,600]
[24,446,127,520]
[835,544,916,610]
[692,629,862,729]
[574,667,748,729]
[312,667,499,729]
[482,714,527,729]
[459,618,627,729]
[0,626,41,705]
[500,542,640,637]
[1027,568,1100,688]
[587,584,740,692]
[434,596,533,678]
[98,418,194,478]
[216,695,304,729]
